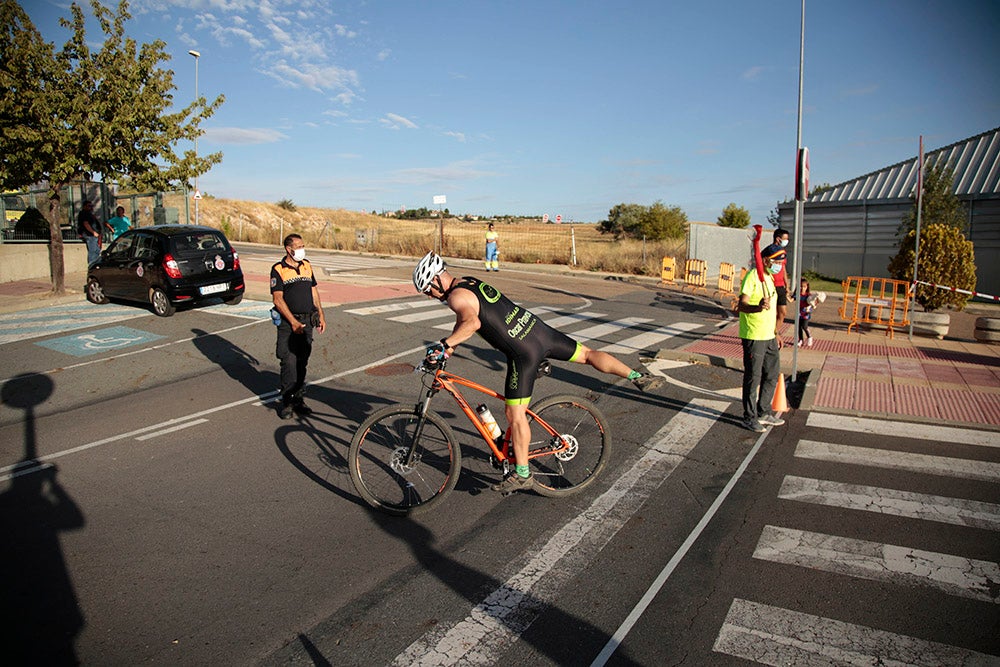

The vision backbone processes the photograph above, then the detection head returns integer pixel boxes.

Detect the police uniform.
[270,257,318,410]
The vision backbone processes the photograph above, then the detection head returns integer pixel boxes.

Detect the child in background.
[796,278,827,347]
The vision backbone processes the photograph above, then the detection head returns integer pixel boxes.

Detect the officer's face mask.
[292,248,306,262]
[768,262,782,274]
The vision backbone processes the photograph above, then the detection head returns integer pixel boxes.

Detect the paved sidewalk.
[661,300,1000,429]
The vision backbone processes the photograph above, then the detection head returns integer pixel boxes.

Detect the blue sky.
[24,0,1000,224]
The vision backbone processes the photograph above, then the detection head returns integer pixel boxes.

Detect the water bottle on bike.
[476,404,503,445]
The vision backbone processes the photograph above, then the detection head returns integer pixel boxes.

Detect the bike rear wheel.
[349,405,461,515]
[526,394,611,497]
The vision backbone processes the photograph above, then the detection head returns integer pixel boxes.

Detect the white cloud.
[444,131,466,142]
[202,127,288,144]
[335,24,357,38]
[377,49,391,61]
[741,66,765,81]
[381,113,418,130]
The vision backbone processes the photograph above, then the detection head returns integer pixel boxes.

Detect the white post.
[790,0,805,382]
[188,50,201,226]
[571,225,577,266]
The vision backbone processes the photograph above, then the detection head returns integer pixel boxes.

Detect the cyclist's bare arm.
[442,288,481,347]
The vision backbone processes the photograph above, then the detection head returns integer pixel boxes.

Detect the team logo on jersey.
[478,282,501,304]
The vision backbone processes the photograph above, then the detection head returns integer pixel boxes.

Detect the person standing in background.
[761,228,790,340]
[105,206,131,240]
[484,222,499,271]
[76,200,102,265]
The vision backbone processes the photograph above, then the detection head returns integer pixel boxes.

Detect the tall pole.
[189,50,201,226]
[908,135,924,340]
[790,0,805,382]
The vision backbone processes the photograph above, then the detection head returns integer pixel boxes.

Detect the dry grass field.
[161,194,690,277]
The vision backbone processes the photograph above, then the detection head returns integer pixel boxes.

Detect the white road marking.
[392,399,730,667]
[807,412,1000,448]
[713,598,999,666]
[795,440,1000,483]
[430,306,572,331]
[778,475,1000,531]
[752,525,1000,604]
[569,317,653,345]
[345,300,441,315]
[388,307,455,323]
[599,321,702,354]
[590,405,771,667]
[134,419,210,441]
[644,359,741,401]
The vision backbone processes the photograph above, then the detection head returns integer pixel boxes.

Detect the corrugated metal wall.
[778,127,1000,297]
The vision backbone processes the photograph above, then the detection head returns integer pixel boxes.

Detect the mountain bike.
[349,357,611,516]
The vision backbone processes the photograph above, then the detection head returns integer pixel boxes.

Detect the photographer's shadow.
[0,374,85,665]
[190,327,278,397]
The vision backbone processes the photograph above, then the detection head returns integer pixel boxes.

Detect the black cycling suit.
[451,277,581,404]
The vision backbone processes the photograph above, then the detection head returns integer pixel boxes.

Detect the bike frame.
[407,363,569,469]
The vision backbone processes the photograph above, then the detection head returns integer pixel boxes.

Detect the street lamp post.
[188,50,200,226]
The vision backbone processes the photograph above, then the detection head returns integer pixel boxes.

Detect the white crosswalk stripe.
[714,598,997,666]
[713,412,1000,664]
[0,302,148,345]
[600,321,703,354]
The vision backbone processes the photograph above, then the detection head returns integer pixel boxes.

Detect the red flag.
[752,224,765,281]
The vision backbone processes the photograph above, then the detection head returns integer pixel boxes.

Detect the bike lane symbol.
[35,326,166,357]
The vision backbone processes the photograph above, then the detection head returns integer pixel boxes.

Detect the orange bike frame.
[428,367,569,463]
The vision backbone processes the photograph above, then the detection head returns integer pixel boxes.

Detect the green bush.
[717,202,750,228]
[276,199,297,212]
[887,223,976,311]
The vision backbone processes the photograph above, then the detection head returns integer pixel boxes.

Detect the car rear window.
[170,232,229,256]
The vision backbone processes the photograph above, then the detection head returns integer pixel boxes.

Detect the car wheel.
[150,287,176,317]
[86,277,109,304]
[224,294,243,306]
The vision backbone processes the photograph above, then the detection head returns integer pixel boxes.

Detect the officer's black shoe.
[278,403,295,420]
[293,401,313,416]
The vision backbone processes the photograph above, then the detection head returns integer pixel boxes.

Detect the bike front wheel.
[526,394,611,497]
[349,405,461,516]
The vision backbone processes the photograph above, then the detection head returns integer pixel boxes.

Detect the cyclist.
[413,251,663,495]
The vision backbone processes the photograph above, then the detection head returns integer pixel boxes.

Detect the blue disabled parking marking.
[35,325,166,357]
[0,302,148,345]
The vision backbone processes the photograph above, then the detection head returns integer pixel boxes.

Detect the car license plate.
[199,282,228,295]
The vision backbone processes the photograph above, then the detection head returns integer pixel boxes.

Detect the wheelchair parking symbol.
[36,326,166,357]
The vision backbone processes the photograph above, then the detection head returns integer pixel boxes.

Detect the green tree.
[898,164,967,236]
[717,202,750,228]
[640,200,687,240]
[0,0,224,293]
[599,203,644,240]
[887,224,975,311]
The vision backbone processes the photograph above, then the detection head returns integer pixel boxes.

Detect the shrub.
[887,223,976,311]
[717,202,750,228]
[276,199,297,211]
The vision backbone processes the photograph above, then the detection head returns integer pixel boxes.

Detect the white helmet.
[413,251,445,293]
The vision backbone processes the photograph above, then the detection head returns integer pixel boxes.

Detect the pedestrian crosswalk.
[712,413,1000,664]
[345,298,706,357]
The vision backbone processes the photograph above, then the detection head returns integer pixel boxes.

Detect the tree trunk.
[46,188,66,294]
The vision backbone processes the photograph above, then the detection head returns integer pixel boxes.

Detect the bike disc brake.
[389,446,420,474]
[553,435,579,461]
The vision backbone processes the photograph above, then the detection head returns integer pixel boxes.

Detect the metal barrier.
[682,258,708,292]
[839,276,911,338]
[714,262,737,298]
[660,256,678,285]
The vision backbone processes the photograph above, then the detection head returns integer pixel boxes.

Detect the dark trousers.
[741,337,780,421]
[276,320,313,404]
[798,317,811,341]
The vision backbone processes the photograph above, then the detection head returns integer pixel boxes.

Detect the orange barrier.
[713,262,737,298]
[839,276,911,338]
[660,256,678,285]
[682,259,708,292]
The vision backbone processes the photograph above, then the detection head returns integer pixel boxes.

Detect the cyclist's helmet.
[413,251,445,293]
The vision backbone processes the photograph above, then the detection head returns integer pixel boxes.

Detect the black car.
[86,225,245,316]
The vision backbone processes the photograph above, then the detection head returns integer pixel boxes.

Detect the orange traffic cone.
[771,372,788,414]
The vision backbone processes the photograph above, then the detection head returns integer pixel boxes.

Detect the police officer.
[270,234,326,419]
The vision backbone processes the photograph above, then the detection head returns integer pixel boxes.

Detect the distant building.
[778,126,1000,296]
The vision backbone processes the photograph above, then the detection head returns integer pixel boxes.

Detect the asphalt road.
[1,252,997,666]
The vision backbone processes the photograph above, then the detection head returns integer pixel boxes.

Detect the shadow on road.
[0,373,85,664]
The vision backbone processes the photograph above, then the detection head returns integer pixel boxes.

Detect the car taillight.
[233,251,240,271]
[163,253,182,278]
